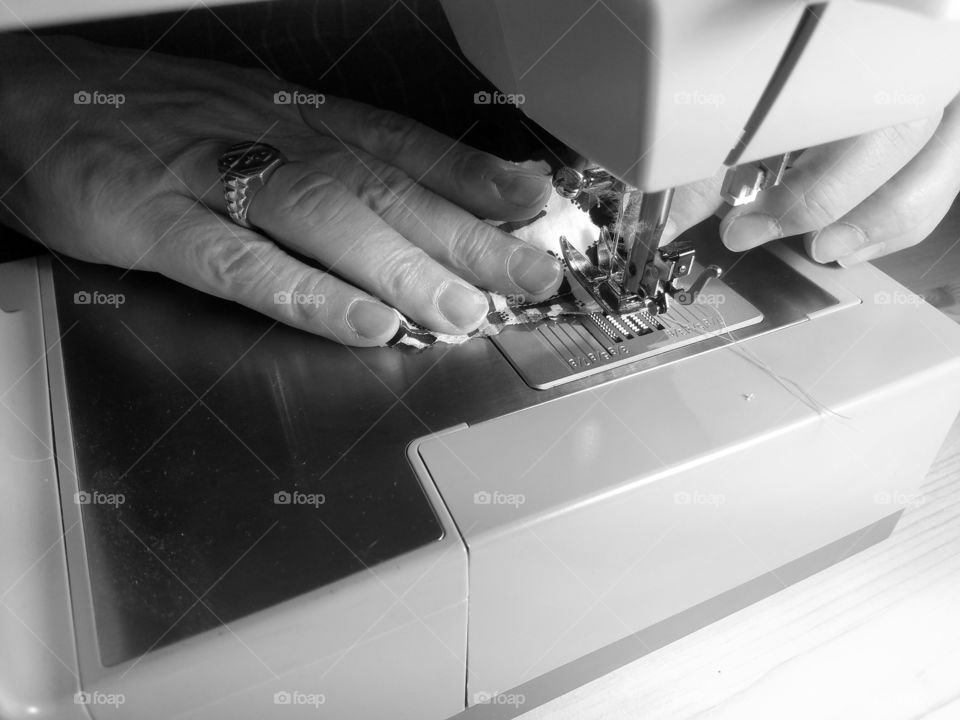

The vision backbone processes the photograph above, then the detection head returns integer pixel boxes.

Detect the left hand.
[661,93,960,266]
[0,36,562,346]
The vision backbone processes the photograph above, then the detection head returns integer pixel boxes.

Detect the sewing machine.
[4,1,960,719]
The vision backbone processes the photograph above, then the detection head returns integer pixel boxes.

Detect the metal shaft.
[621,188,674,296]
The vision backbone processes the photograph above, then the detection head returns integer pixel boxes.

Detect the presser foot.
[559,235,721,317]
[553,165,721,316]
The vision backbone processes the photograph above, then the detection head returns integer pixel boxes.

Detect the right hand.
[658,102,960,266]
[0,35,563,346]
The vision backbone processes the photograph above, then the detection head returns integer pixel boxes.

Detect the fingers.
[806,99,960,266]
[310,146,562,300]
[183,140,561,320]
[246,161,492,334]
[659,168,726,245]
[297,97,552,222]
[146,199,400,346]
[719,114,942,251]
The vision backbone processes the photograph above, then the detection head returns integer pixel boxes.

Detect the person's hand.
[660,95,960,266]
[0,36,563,346]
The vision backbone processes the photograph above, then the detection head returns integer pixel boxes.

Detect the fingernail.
[837,242,886,268]
[508,245,563,296]
[437,281,488,330]
[346,299,400,341]
[722,213,781,251]
[491,170,551,208]
[810,223,868,263]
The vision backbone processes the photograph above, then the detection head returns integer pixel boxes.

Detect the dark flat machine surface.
[48,223,838,667]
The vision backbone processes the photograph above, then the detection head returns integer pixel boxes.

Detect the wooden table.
[517,205,960,720]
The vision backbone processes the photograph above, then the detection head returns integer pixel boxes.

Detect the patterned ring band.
[217,141,288,229]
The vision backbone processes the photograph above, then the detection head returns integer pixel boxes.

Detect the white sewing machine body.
[4,230,960,719]
[442,0,960,191]
[4,0,960,718]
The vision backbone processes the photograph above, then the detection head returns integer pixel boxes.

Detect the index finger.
[720,115,941,251]
[659,169,727,245]
[298,98,552,222]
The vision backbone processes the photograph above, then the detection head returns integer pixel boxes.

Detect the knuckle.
[168,138,222,185]
[373,243,432,299]
[448,150,488,185]
[449,219,499,275]
[882,113,941,151]
[354,162,420,218]
[798,183,843,229]
[363,107,420,160]
[69,132,163,209]
[277,169,348,226]
[201,236,269,298]
[282,271,332,323]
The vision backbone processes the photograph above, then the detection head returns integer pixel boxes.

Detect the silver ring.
[217,141,288,229]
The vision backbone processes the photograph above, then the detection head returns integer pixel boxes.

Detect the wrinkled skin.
[2,36,958,348]
[0,35,563,346]
[661,98,960,267]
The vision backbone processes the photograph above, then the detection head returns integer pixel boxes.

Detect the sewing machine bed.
[44,223,839,668]
[8,213,960,719]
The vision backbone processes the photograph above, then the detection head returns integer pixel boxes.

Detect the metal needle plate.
[492,266,763,389]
